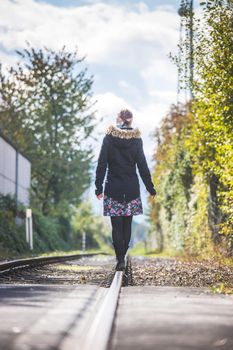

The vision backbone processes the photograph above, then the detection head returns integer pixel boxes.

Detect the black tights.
[110,216,133,261]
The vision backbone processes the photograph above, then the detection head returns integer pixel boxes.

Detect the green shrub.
[0,194,72,258]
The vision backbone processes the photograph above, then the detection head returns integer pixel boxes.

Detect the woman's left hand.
[96,193,103,200]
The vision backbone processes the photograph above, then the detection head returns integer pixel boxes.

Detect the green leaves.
[190,4,233,241]
[150,3,233,256]
[0,44,96,216]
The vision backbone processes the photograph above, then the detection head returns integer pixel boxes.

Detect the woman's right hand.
[96,193,103,200]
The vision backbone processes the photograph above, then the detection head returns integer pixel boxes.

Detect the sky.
[0,0,200,223]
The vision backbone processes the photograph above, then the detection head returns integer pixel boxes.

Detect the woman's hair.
[117,109,133,126]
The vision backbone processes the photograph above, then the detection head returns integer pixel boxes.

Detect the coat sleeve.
[136,138,156,195]
[95,136,108,196]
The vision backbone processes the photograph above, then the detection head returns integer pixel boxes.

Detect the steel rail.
[0,252,105,273]
[79,258,127,350]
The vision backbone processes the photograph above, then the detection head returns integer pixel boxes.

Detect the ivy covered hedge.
[149,2,233,257]
[149,105,214,256]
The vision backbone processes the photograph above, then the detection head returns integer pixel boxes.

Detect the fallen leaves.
[131,256,233,291]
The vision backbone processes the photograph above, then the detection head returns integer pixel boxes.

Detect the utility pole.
[189,0,194,99]
[178,0,194,102]
[82,232,86,253]
[15,150,19,224]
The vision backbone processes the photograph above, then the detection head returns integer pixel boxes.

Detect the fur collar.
[105,124,141,139]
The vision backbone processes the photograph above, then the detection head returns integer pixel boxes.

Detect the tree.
[0,44,96,215]
[71,201,111,250]
[189,1,233,244]
[151,1,233,255]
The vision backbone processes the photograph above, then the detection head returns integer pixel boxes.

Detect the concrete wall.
[0,135,31,206]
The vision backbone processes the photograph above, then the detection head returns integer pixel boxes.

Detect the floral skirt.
[103,195,143,216]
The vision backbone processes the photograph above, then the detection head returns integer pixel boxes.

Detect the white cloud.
[95,92,131,119]
[0,0,179,69]
[0,0,179,128]
[141,59,177,90]
[118,80,130,89]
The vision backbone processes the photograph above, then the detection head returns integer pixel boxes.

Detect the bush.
[0,194,72,258]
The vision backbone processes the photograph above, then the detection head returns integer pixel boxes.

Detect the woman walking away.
[95,109,156,271]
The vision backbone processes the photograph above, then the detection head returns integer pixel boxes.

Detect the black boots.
[115,243,130,271]
[112,242,126,271]
[115,260,125,271]
[115,253,126,271]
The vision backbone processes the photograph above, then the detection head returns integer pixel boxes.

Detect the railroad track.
[0,252,104,273]
[0,252,111,285]
[0,253,132,350]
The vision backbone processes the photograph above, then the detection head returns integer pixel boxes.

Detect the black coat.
[95,124,156,202]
